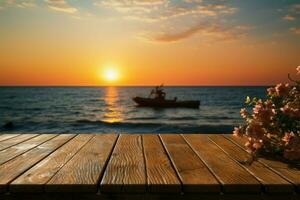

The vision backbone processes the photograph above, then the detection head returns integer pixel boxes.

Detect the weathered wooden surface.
[0,134,75,193]
[0,134,20,142]
[47,134,118,193]
[209,135,294,193]
[143,134,181,193]
[0,134,39,151]
[160,134,220,193]
[0,134,57,166]
[100,134,146,193]
[0,133,299,200]
[10,134,93,192]
[183,134,261,193]
[226,135,300,191]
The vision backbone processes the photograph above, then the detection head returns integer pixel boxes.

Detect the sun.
[104,69,118,81]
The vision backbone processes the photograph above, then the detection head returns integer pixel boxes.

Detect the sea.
[0,86,268,134]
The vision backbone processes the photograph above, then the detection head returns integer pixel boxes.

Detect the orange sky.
[0,0,299,86]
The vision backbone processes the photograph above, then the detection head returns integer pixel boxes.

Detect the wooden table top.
[0,133,299,200]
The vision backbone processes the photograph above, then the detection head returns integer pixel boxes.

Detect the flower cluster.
[234,67,300,161]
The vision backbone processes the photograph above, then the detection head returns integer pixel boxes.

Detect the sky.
[0,0,300,86]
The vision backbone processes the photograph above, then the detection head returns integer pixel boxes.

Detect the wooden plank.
[226,135,300,191]
[0,134,39,151]
[209,134,294,193]
[0,134,58,166]
[100,134,146,193]
[183,134,261,193]
[160,134,220,193]
[143,134,181,193]
[2,193,300,200]
[0,134,75,193]
[47,134,118,193]
[0,134,20,142]
[0,193,220,200]
[10,134,94,192]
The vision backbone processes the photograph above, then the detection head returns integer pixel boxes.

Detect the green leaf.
[245,96,251,104]
[252,97,258,103]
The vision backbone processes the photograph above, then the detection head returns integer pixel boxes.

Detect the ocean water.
[0,86,267,134]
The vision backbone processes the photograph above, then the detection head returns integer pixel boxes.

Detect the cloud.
[95,0,167,17]
[290,27,300,35]
[125,5,237,23]
[97,0,238,22]
[99,0,167,7]
[184,0,203,3]
[98,0,167,8]
[0,0,36,9]
[281,4,300,34]
[140,22,253,43]
[17,2,36,8]
[149,23,207,42]
[292,4,300,12]
[282,15,295,21]
[96,0,245,44]
[281,3,300,21]
[46,0,77,13]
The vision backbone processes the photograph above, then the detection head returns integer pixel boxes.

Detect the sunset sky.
[0,0,299,86]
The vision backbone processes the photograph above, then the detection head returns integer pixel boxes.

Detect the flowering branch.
[233,66,300,162]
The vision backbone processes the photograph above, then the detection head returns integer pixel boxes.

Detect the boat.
[132,85,200,108]
[132,97,200,108]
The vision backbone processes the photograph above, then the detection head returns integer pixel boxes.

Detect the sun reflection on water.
[103,87,123,123]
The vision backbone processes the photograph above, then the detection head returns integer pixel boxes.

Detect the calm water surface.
[0,86,267,133]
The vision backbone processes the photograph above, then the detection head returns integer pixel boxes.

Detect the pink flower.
[245,141,256,153]
[240,108,248,119]
[281,103,300,119]
[282,132,293,144]
[290,87,299,96]
[252,100,275,123]
[245,137,264,152]
[275,83,291,97]
[253,100,263,115]
[264,100,273,108]
[267,87,276,96]
[253,142,263,150]
[233,126,243,137]
[246,120,266,139]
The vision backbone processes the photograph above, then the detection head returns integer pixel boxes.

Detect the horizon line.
[0,84,272,87]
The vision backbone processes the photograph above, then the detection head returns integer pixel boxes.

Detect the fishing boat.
[132,85,200,108]
[132,97,200,108]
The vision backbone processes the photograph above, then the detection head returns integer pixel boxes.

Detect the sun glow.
[103,68,119,82]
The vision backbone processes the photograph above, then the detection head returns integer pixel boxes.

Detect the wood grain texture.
[0,134,39,151]
[160,134,220,193]
[0,134,58,166]
[0,134,20,142]
[10,134,94,192]
[209,134,294,193]
[0,134,75,193]
[0,133,298,197]
[47,134,118,193]
[183,134,261,193]
[226,135,300,191]
[143,134,181,193]
[100,134,147,193]
[3,192,300,200]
